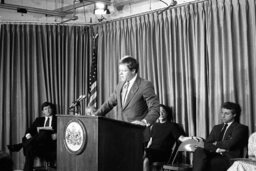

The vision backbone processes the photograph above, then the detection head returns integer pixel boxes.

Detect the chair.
[162,138,204,171]
[33,157,56,171]
[151,162,165,171]
[148,140,181,171]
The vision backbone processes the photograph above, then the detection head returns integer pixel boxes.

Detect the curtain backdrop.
[0,24,91,169]
[94,0,256,137]
[1,0,256,169]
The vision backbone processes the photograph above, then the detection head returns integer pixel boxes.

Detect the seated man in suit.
[8,102,57,171]
[144,104,199,171]
[192,102,249,171]
[23,101,57,171]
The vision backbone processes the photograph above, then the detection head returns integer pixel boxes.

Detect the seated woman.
[143,104,198,171]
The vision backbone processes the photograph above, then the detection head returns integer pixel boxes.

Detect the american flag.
[88,34,98,107]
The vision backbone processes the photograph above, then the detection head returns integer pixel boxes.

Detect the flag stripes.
[88,34,98,107]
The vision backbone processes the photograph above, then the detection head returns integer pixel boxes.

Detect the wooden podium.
[57,115,145,171]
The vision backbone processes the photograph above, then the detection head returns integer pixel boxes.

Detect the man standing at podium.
[94,56,160,140]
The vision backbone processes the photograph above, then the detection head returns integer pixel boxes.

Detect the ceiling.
[0,0,196,24]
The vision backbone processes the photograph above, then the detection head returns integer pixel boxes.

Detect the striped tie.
[122,82,129,106]
[218,123,228,141]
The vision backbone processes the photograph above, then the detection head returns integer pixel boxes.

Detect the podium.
[57,115,145,171]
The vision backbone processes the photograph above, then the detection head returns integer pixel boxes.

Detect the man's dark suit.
[96,76,160,142]
[96,76,159,125]
[193,122,248,171]
[23,115,57,171]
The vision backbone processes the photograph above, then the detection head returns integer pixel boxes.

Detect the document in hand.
[37,126,53,133]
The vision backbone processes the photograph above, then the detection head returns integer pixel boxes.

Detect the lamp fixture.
[94,2,110,15]
[158,0,177,15]
[17,8,27,13]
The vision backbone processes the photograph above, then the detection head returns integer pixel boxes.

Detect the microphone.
[69,94,87,108]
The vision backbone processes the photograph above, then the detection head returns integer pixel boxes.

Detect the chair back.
[171,139,203,165]
[33,157,49,170]
[163,139,204,171]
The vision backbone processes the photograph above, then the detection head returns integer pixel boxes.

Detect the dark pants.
[192,147,232,171]
[0,151,13,171]
[23,131,56,171]
[145,148,170,164]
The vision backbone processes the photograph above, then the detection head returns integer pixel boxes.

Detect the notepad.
[37,126,53,133]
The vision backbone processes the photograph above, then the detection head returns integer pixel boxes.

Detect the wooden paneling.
[57,115,144,171]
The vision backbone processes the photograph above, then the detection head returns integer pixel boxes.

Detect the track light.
[94,2,110,15]
[158,0,177,15]
[17,8,27,13]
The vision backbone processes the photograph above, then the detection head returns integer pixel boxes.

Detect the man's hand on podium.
[131,119,149,126]
[85,106,97,116]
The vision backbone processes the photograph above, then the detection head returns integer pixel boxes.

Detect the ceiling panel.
[0,0,197,23]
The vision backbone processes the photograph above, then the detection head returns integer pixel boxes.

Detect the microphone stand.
[68,95,87,115]
[75,101,81,115]
[69,102,82,115]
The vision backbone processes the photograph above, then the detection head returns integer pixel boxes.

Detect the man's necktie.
[122,81,129,106]
[218,123,228,141]
[45,117,50,127]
